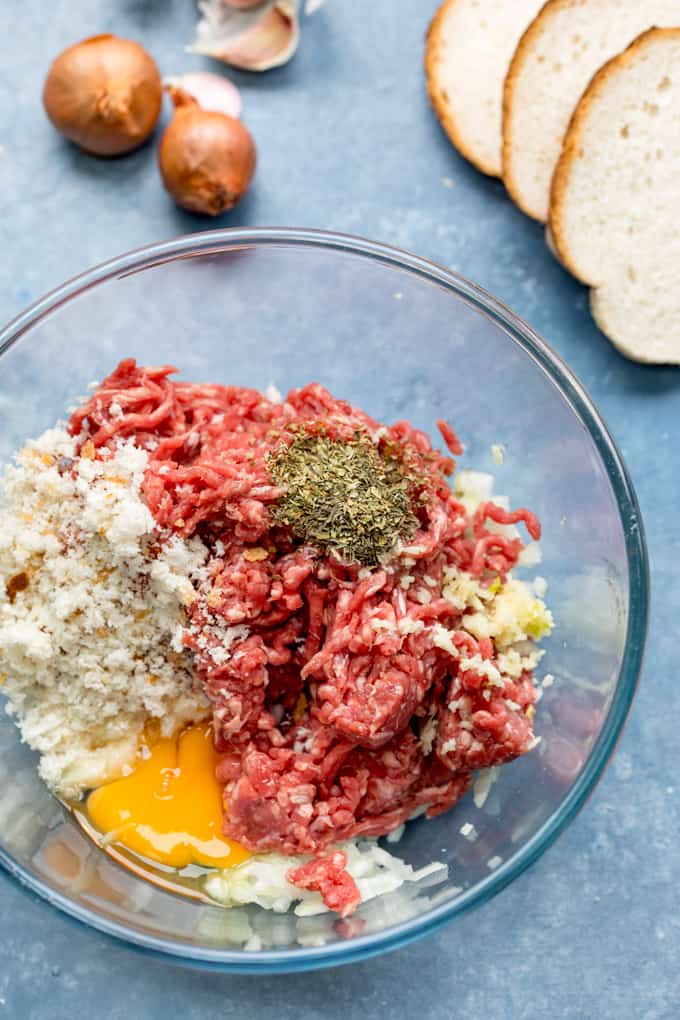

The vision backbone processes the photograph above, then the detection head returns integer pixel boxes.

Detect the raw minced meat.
[286,850,362,918]
[0,359,553,917]
[69,361,553,868]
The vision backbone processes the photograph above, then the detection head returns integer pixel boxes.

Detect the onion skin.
[158,98,256,216]
[43,34,162,156]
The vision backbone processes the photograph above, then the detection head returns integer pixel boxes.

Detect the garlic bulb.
[191,0,300,72]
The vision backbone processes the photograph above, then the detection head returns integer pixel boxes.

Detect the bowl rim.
[0,227,649,972]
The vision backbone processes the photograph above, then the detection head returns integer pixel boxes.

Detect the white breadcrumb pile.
[0,428,211,799]
[203,839,447,917]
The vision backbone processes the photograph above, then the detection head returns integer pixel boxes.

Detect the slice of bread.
[550,28,680,364]
[503,0,680,222]
[425,0,544,177]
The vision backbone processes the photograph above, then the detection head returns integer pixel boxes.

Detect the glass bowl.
[0,228,648,972]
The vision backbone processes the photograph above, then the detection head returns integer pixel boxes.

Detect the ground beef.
[72,360,545,912]
[215,721,472,855]
[287,850,361,918]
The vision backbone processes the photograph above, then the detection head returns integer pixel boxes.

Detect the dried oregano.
[268,430,419,566]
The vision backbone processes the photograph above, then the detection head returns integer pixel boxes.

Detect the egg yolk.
[86,724,250,870]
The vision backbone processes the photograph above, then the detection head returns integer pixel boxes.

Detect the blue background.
[1,1,678,1016]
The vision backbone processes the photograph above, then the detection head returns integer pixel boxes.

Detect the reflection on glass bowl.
[0,229,647,972]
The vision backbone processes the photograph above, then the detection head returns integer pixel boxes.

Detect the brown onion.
[43,34,162,156]
[158,90,256,216]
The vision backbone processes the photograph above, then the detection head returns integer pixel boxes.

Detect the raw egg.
[86,723,250,870]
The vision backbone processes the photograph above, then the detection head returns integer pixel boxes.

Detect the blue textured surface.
[0,1,678,1017]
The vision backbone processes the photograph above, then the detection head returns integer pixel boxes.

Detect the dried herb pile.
[268,431,419,566]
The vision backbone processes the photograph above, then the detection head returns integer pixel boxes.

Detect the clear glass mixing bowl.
[0,229,648,972]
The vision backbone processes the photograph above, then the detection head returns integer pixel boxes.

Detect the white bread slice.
[425,0,545,177]
[503,0,680,221]
[550,28,680,365]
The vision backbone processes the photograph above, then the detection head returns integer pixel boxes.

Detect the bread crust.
[549,26,680,280]
[425,0,501,177]
[550,27,680,364]
[589,289,680,366]
[501,0,568,219]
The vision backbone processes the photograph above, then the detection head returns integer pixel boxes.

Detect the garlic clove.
[220,5,299,70]
[164,71,242,118]
[191,0,300,72]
